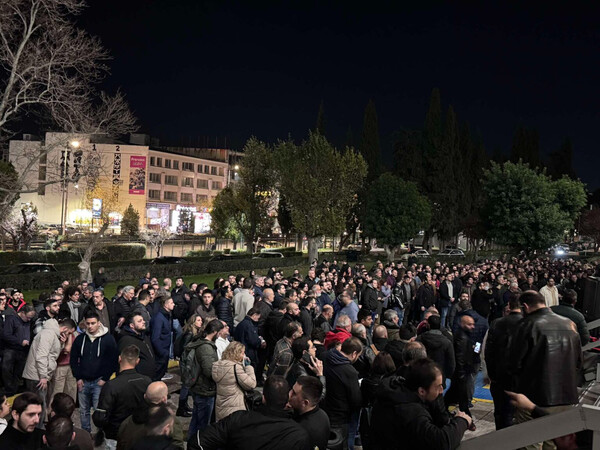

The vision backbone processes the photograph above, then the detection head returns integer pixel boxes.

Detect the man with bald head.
[117,381,185,450]
[445,315,476,428]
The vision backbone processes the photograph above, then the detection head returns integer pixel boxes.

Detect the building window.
[149,173,161,184]
[37,165,47,196]
[211,166,217,175]
[150,157,156,166]
[165,175,178,186]
[218,167,224,176]
[211,181,222,190]
[164,159,171,169]
[183,162,194,172]
[196,179,208,189]
[182,177,194,187]
[181,193,193,203]
[156,158,162,167]
[149,189,161,200]
[204,165,210,174]
[164,191,177,201]
[196,194,208,202]
[173,160,179,170]
[197,164,202,173]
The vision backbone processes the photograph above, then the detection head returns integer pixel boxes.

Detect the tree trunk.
[308,236,320,264]
[384,245,395,263]
[473,239,480,262]
[79,222,109,282]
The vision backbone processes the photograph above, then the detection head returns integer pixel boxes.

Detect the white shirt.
[539,285,559,307]
[216,337,230,360]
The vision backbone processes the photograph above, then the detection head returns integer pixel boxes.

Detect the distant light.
[555,248,565,256]
[74,184,79,189]
[70,140,80,148]
[234,165,239,170]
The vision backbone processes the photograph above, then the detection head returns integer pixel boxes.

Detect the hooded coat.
[211,359,256,421]
[70,323,118,382]
[322,349,361,426]
[370,375,468,450]
[23,318,62,381]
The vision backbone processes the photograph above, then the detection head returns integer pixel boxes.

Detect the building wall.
[9,132,231,233]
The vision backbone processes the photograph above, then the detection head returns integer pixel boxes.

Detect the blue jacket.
[151,309,172,361]
[233,316,261,365]
[70,325,118,381]
[3,313,31,352]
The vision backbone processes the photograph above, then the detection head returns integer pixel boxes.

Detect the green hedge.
[0,244,147,266]
[0,255,308,291]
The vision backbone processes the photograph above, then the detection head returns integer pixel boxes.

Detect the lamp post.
[60,140,80,235]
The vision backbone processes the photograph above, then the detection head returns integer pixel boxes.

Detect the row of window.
[148,190,210,203]
[149,157,224,176]
[148,173,222,190]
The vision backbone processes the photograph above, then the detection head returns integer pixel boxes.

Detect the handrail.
[587,318,600,331]
[460,404,600,450]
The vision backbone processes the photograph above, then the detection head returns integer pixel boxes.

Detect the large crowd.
[0,255,597,450]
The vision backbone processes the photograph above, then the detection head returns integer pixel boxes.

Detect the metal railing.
[460,404,600,450]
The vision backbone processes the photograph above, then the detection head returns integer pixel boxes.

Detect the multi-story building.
[8,132,237,234]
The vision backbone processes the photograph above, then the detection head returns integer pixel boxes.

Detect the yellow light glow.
[70,140,80,148]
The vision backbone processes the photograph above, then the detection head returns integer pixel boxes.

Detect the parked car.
[399,249,430,260]
[252,251,284,259]
[150,256,188,264]
[7,263,58,274]
[209,254,235,261]
[438,249,466,258]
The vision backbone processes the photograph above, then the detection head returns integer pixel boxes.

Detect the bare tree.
[0,204,37,250]
[0,0,137,218]
[77,220,108,282]
[140,228,174,258]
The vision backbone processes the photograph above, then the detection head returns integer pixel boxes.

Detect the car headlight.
[555,249,565,255]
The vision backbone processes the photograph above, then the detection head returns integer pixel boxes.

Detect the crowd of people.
[0,254,597,450]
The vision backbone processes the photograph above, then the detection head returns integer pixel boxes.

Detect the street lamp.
[60,140,81,235]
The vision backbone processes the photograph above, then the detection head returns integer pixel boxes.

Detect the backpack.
[180,338,205,388]
[173,332,186,358]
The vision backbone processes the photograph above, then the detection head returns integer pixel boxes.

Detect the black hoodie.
[370,375,468,450]
[322,349,361,425]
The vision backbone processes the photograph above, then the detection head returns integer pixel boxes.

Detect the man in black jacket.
[114,286,136,330]
[445,315,476,427]
[93,345,151,448]
[188,375,310,450]
[417,315,455,386]
[119,312,156,379]
[0,392,44,449]
[508,290,582,448]
[212,286,234,330]
[370,358,471,450]
[289,375,330,450]
[322,337,363,449]
[360,277,379,320]
[551,289,590,345]
[484,295,523,430]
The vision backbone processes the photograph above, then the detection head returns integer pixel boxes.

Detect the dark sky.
[80,1,600,189]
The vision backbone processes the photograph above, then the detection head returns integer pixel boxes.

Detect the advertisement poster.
[92,198,103,218]
[129,155,147,194]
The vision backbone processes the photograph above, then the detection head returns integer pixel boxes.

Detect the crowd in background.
[0,255,597,449]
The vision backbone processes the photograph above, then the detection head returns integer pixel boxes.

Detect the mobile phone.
[474,342,481,354]
[301,352,313,365]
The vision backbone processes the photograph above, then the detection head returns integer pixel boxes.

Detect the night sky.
[80,1,600,189]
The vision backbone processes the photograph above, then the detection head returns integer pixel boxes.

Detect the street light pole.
[60,140,80,235]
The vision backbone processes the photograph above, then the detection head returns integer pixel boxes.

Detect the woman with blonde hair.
[211,341,256,420]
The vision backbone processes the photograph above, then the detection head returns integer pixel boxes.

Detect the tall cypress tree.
[510,126,540,167]
[315,100,326,136]
[359,99,383,182]
[547,138,576,179]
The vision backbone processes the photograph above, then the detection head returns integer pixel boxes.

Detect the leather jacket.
[508,308,582,407]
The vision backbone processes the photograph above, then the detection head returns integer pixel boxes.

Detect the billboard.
[92,198,103,218]
[129,155,147,195]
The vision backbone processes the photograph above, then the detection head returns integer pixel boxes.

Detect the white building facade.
[8,132,232,234]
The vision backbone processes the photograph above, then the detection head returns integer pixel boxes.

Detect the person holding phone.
[285,337,324,391]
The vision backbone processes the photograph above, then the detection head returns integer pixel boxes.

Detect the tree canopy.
[482,161,586,250]
[363,173,431,260]
[275,132,366,261]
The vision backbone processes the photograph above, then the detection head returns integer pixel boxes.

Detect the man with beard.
[0,392,44,449]
[33,296,61,335]
[119,312,156,379]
